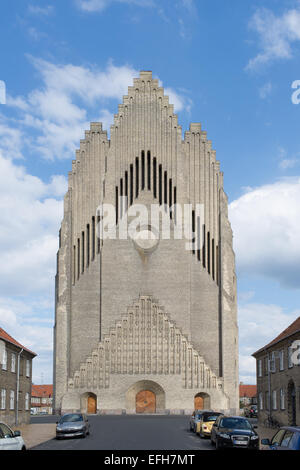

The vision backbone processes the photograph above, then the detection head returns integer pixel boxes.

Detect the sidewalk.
[258,424,277,450]
[11,423,56,449]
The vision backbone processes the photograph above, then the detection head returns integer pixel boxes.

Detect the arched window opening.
[159,164,162,205]
[130,164,133,206]
[135,158,139,198]
[153,158,157,198]
[141,151,145,190]
[115,186,119,225]
[147,151,151,190]
[92,216,95,261]
[164,171,167,206]
[202,225,206,268]
[169,178,172,218]
[207,231,211,274]
[86,224,90,268]
[81,231,85,274]
[192,210,195,255]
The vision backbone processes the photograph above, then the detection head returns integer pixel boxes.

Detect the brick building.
[54,71,239,415]
[239,383,257,406]
[0,328,36,426]
[253,316,300,426]
[31,384,53,415]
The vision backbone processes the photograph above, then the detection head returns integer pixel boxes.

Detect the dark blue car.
[261,426,300,450]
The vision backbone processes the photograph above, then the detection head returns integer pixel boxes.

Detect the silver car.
[56,413,90,439]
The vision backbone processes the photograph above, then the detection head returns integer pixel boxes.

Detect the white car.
[0,422,26,450]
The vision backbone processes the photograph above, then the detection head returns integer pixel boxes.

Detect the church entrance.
[126,380,165,413]
[87,395,97,414]
[194,392,210,410]
[81,392,97,414]
[136,390,156,413]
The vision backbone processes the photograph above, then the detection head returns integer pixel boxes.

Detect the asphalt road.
[31,415,214,450]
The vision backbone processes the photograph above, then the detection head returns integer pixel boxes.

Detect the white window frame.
[258,359,262,377]
[288,346,294,368]
[10,390,14,410]
[26,359,30,377]
[272,390,277,410]
[279,350,284,371]
[11,353,16,373]
[25,393,29,411]
[280,388,285,410]
[269,352,276,372]
[2,348,7,370]
[1,389,6,410]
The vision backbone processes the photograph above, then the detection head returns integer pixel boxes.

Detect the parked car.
[211,415,259,450]
[244,405,257,418]
[261,427,300,450]
[197,412,223,438]
[0,422,26,450]
[56,413,90,439]
[189,410,213,432]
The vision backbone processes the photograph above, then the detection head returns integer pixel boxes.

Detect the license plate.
[233,440,248,445]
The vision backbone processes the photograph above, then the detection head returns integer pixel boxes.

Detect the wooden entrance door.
[87,396,96,414]
[136,390,156,413]
[194,396,204,410]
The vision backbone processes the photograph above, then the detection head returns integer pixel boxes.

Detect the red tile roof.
[239,384,257,398]
[32,384,53,398]
[0,327,36,356]
[253,316,300,356]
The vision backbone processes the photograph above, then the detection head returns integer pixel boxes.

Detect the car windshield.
[60,414,83,423]
[203,414,220,422]
[220,418,252,430]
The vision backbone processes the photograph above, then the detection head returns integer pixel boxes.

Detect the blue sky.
[0,0,300,385]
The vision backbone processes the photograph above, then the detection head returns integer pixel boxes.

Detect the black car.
[56,413,90,439]
[261,426,300,450]
[211,415,259,450]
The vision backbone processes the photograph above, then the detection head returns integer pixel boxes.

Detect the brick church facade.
[53,71,239,415]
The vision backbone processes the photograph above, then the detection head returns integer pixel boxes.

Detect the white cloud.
[76,0,154,13]
[0,152,64,296]
[229,177,300,289]
[259,82,272,99]
[238,301,300,383]
[28,4,54,15]
[246,6,300,70]
[5,58,191,160]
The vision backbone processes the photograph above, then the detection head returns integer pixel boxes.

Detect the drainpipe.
[16,348,23,426]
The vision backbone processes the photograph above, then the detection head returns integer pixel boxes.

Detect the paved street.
[31,415,215,450]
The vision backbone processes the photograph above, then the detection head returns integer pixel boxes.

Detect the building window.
[10,390,14,410]
[1,389,6,410]
[272,390,277,410]
[269,352,276,373]
[288,346,294,368]
[2,347,7,370]
[26,360,30,377]
[280,389,285,410]
[11,353,16,373]
[279,350,284,371]
[25,393,29,411]
[258,359,262,377]
[259,392,263,410]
